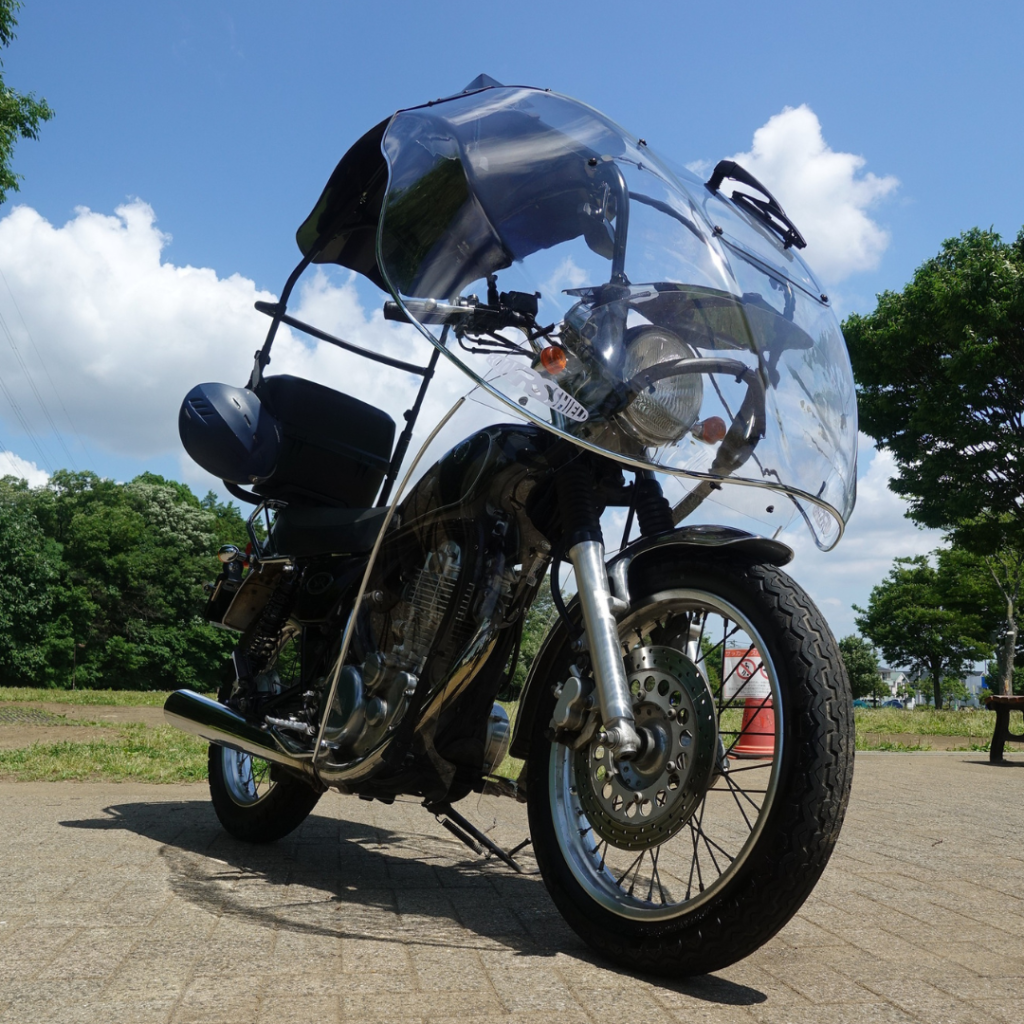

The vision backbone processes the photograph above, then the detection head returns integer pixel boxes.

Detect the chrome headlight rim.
[617,325,704,447]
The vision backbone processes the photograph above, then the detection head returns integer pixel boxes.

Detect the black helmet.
[178,382,281,484]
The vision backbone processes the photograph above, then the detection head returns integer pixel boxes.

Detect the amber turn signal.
[540,346,568,375]
[693,416,727,444]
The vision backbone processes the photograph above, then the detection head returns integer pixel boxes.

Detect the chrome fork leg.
[568,539,640,760]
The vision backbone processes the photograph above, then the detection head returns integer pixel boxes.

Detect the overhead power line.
[0,282,78,470]
[0,267,92,465]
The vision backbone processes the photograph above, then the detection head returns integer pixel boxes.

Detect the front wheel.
[527,559,853,976]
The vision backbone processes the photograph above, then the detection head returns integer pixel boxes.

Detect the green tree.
[0,1,53,203]
[506,576,556,698]
[937,536,1024,698]
[0,477,60,682]
[844,227,1024,695]
[0,469,243,690]
[855,554,991,709]
[838,635,885,702]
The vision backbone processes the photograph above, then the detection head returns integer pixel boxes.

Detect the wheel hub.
[573,646,717,850]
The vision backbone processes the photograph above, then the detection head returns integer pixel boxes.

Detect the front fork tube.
[568,539,641,761]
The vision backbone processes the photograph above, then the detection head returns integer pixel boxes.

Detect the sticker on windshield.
[487,354,589,422]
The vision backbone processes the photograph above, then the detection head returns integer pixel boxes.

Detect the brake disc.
[573,646,718,850]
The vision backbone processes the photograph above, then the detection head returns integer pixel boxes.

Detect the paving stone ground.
[0,751,1021,1024]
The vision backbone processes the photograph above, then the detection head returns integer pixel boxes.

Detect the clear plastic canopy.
[375,86,856,549]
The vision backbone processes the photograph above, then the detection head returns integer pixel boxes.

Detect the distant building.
[877,667,914,707]
[963,673,985,708]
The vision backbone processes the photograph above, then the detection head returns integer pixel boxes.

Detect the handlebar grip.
[383,301,413,324]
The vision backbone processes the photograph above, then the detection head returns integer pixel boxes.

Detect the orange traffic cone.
[723,647,776,759]
[731,697,776,758]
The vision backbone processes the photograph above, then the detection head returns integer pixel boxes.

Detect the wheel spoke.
[694,818,734,872]
[718,658,768,714]
[686,797,708,895]
[545,582,802,924]
[721,774,757,830]
[695,621,741,668]
[615,850,646,892]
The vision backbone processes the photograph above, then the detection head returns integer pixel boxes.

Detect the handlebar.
[383,292,541,334]
[383,299,474,325]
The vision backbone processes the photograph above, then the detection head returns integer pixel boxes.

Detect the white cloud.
[0,450,48,486]
[0,200,499,498]
[0,201,274,458]
[728,105,898,284]
[542,256,588,302]
[781,434,944,640]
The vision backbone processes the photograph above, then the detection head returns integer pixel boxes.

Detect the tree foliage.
[0,471,247,690]
[854,554,992,709]
[845,228,1024,529]
[837,635,884,701]
[505,576,555,698]
[844,227,1024,694]
[0,1,53,203]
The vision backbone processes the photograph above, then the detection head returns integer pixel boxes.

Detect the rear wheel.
[208,745,321,843]
[527,558,853,976]
[208,629,322,843]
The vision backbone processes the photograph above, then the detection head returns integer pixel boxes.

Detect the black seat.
[270,505,388,557]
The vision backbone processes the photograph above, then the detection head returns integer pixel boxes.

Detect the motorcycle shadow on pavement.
[59,796,767,1005]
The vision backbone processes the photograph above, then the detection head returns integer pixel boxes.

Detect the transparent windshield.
[376,86,856,549]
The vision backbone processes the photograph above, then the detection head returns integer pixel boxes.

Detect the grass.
[0,724,208,783]
[854,706,999,736]
[0,690,1015,782]
[855,738,928,752]
[0,687,178,707]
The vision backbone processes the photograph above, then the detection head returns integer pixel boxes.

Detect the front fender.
[508,525,792,761]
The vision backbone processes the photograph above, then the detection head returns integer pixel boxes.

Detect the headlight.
[618,326,703,446]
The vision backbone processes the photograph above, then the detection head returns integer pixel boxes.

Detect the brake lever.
[383,289,541,334]
[383,299,473,325]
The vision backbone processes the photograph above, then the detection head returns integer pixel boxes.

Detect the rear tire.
[208,628,322,843]
[208,745,322,844]
[526,558,853,976]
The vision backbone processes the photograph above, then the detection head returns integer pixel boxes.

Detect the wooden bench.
[985,695,1024,763]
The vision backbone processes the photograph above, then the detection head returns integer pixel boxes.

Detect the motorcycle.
[167,76,856,976]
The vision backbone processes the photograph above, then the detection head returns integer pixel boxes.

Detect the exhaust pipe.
[163,689,317,780]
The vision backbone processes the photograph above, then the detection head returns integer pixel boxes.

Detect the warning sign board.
[722,647,770,700]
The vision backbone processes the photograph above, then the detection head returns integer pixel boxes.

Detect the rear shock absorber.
[242,564,305,673]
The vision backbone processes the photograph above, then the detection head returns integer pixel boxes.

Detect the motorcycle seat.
[269,505,389,557]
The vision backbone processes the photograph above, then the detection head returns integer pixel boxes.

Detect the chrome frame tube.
[568,539,640,760]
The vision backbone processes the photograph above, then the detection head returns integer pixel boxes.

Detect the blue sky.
[1,0,1021,638]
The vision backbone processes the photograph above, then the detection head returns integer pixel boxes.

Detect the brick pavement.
[0,751,1021,1024]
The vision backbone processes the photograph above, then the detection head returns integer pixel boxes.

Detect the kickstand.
[426,801,533,874]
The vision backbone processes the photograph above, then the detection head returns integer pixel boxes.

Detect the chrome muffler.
[163,689,317,780]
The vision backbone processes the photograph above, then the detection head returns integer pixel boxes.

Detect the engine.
[323,539,475,759]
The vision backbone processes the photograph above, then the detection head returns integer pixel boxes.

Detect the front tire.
[527,558,853,976]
